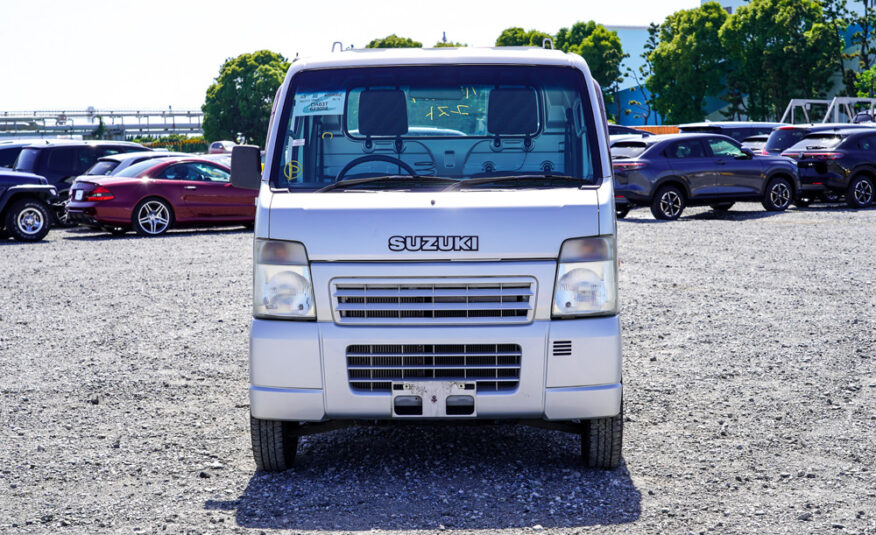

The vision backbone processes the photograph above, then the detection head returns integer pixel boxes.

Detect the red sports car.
[66,157,257,236]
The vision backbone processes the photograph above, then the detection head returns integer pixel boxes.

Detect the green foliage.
[366,35,422,48]
[854,64,876,96]
[818,0,855,94]
[625,23,660,124]
[433,41,465,47]
[720,0,840,120]
[495,27,551,47]
[202,50,289,145]
[647,2,729,124]
[556,22,627,89]
[92,115,106,140]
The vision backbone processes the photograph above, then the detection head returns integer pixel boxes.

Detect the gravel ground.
[1,202,874,534]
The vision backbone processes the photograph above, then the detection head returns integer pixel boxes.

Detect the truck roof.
[292,47,585,70]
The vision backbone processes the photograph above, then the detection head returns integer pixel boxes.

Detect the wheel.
[251,416,299,472]
[132,198,173,236]
[650,185,685,220]
[709,202,735,212]
[793,197,813,208]
[762,177,793,211]
[821,190,841,203]
[616,206,630,219]
[580,407,623,469]
[847,175,874,208]
[4,198,51,242]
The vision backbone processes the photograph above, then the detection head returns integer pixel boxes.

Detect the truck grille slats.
[346,344,521,393]
[332,278,536,325]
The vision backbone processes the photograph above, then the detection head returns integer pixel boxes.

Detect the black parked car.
[678,121,784,142]
[0,170,58,241]
[760,123,876,157]
[11,140,146,222]
[781,128,876,208]
[611,133,800,220]
[0,140,35,169]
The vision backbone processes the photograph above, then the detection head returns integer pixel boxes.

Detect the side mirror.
[231,145,262,190]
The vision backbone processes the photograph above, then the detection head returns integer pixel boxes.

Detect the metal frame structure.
[781,97,876,124]
[0,108,203,139]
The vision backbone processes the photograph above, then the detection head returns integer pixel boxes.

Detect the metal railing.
[0,108,203,138]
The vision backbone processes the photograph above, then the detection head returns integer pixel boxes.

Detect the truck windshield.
[271,65,602,191]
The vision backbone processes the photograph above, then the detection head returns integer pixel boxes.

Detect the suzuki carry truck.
[232,46,623,471]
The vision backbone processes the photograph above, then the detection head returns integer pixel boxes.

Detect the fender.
[0,184,58,213]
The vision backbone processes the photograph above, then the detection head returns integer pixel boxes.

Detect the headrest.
[487,87,538,135]
[358,90,408,136]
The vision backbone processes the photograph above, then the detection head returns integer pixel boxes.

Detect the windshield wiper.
[444,174,584,191]
[315,175,456,192]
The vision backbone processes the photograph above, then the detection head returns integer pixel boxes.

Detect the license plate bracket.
[391,381,476,417]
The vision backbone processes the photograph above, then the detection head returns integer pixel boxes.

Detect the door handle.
[184,186,197,190]
[716,159,727,165]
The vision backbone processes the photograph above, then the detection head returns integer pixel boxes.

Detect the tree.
[818,0,855,94]
[366,35,422,48]
[855,64,876,95]
[495,27,552,47]
[720,0,840,120]
[434,41,465,47]
[202,50,289,145]
[625,22,660,124]
[647,3,729,124]
[556,22,628,117]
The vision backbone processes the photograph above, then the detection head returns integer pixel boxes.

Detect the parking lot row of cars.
[0,139,253,241]
[609,121,876,219]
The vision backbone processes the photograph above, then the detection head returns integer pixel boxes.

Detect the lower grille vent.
[347,343,522,393]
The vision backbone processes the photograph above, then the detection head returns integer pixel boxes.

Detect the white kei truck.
[231,46,623,471]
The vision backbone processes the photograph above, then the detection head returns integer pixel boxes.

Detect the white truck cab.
[231,46,623,471]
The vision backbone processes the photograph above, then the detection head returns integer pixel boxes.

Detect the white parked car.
[231,46,623,471]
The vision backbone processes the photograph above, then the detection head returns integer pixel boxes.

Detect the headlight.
[253,239,315,319]
[552,236,617,317]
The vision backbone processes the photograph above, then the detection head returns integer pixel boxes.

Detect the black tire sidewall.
[650,186,685,220]
[763,177,792,211]
[132,198,174,237]
[4,198,51,242]
[847,175,875,208]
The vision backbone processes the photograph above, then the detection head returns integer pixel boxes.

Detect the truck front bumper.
[249,316,622,422]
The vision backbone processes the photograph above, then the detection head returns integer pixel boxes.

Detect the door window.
[857,135,876,151]
[190,162,231,182]
[158,163,200,181]
[666,140,706,159]
[706,138,744,157]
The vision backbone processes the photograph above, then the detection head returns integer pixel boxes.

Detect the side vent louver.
[552,340,572,357]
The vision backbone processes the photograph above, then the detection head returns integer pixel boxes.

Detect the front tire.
[132,198,173,236]
[847,175,874,208]
[581,408,623,469]
[650,185,685,220]
[762,177,793,211]
[4,198,51,242]
[251,416,299,472]
[616,206,630,219]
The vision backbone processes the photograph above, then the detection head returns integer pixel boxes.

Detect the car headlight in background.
[552,236,618,318]
[253,239,315,319]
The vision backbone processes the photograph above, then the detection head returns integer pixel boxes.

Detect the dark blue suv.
[612,133,800,220]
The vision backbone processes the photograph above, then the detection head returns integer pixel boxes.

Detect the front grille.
[332,278,536,325]
[347,343,522,393]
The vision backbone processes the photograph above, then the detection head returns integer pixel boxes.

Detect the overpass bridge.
[0,107,203,139]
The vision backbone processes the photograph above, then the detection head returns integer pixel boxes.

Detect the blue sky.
[0,0,697,111]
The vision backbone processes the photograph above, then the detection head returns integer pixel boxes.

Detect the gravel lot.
[1,202,874,534]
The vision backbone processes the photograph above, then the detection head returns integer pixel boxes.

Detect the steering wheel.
[335,154,417,181]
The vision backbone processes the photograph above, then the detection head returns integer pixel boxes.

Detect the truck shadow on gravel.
[205,424,641,531]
